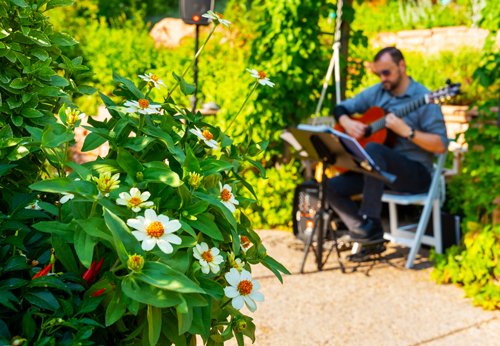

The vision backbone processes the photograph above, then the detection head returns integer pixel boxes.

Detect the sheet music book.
[297,124,379,172]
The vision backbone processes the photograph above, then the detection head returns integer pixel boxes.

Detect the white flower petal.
[243,295,257,312]
[231,296,245,310]
[224,286,239,298]
[156,239,174,254]
[250,291,264,302]
[164,220,181,233]
[225,268,241,287]
[131,230,146,241]
[141,238,157,251]
[164,233,182,245]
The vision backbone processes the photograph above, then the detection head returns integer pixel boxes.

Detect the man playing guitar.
[328,47,448,242]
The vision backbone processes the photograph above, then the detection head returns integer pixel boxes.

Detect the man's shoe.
[350,217,384,242]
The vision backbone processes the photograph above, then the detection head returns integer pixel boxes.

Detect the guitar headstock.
[429,79,461,104]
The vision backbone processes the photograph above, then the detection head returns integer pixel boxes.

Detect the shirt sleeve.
[338,84,379,116]
[417,103,449,148]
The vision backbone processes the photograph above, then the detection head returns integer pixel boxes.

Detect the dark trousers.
[326,142,431,230]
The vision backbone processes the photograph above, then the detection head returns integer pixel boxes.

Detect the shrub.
[1,7,289,345]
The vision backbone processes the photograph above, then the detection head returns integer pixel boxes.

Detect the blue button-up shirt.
[339,78,448,172]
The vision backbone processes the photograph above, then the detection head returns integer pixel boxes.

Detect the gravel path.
[229,230,500,346]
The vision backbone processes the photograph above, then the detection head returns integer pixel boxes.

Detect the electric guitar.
[334,80,461,148]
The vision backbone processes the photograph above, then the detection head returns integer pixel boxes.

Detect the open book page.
[297,124,378,170]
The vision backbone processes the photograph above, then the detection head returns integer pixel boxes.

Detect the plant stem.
[167,24,218,99]
[225,82,258,132]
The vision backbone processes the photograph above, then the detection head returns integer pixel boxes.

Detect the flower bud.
[188,172,202,189]
[127,254,145,272]
[233,318,247,332]
[11,336,27,346]
[136,171,144,181]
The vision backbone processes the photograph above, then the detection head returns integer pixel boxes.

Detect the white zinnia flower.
[124,99,162,115]
[246,68,275,87]
[192,242,224,274]
[127,209,182,254]
[25,200,42,210]
[190,126,219,149]
[202,10,231,28]
[138,73,166,89]
[224,268,264,312]
[219,182,239,212]
[59,193,74,204]
[116,187,154,212]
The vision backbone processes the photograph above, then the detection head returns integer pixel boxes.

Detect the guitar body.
[332,106,390,174]
[333,106,389,147]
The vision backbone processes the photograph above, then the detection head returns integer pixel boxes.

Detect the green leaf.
[172,72,195,95]
[183,143,200,172]
[0,164,16,177]
[78,85,97,95]
[41,123,73,148]
[187,213,223,241]
[147,305,162,346]
[32,220,74,237]
[76,217,113,244]
[21,107,44,118]
[7,145,29,161]
[78,295,105,314]
[0,290,18,311]
[22,312,36,340]
[143,163,182,187]
[31,48,49,61]
[9,78,29,89]
[29,276,71,294]
[117,149,143,177]
[50,75,69,87]
[197,277,224,300]
[261,255,291,284]
[123,136,155,152]
[105,290,128,326]
[46,0,76,11]
[25,290,60,311]
[49,32,78,46]
[121,276,183,308]
[37,86,66,97]
[194,191,237,232]
[112,71,143,99]
[9,0,28,8]
[141,126,185,163]
[135,261,205,294]
[30,178,97,198]
[52,234,79,274]
[3,255,30,272]
[74,227,96,268]
[199,159,235,175]
[103,208,141,264]
[81,132,108,152]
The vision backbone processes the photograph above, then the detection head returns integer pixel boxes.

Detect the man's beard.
[383,70,402,91]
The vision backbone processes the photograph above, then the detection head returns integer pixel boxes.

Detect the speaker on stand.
[179,0,215,112]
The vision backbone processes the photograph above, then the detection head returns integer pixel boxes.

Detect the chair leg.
[388,202,398,235]
[433,199,443,253]
[405,199,433,269]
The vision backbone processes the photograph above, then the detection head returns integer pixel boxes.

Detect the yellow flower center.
[237,280,253,296]
[221,188,232,202]
[146,221,164,238]
[138,99,150,109]
[129,197,142,207]
[241,236,251,249]
[201,251,213,262]
[202,129,213,141]
[151,74,159,82]
[258,71,266,79]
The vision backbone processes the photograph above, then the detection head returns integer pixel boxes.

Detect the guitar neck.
[369,94,429,133]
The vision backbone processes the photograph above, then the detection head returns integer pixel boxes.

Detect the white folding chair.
[381,153,447,269]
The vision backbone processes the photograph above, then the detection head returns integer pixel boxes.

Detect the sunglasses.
[375,69,391,77]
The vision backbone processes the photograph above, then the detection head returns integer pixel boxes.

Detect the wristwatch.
[407,127,416,140]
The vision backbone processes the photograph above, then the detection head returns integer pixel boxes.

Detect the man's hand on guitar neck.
[338,115,367,139]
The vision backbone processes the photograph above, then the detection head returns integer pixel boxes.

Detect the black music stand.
[290,126,396,272]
